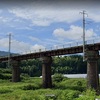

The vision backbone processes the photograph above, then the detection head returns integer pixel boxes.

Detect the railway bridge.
[0,41,100,90]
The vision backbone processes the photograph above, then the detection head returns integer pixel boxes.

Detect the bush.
[77,89,96,100]
[52,73,66,82]
[0,73,12,80]
[77,81,82,86]
[20,94,45,100]
[2,68,11,74]
[20,73,30,80]
[57,90,80,100]
[21,84,39,90]
[0,88,13,94]
[0,68,11,74]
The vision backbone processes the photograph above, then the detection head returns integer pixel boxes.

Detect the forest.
[0,55,100,77]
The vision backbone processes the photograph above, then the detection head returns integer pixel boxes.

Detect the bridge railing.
[36,37,100,52]
[18,37,100,55]
[0,37,100,58]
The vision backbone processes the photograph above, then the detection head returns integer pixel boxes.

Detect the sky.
[0,0,100,54]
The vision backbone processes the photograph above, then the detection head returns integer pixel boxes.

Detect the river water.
[63,74,100,78]
[63,74,87,78]
[40,74,100,78]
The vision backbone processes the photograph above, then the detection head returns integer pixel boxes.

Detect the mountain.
[0,51,19,57]
[0,51,9,57]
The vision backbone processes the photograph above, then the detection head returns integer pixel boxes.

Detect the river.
[63,74,100,78]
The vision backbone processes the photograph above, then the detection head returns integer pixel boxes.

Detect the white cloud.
[30,44,45,52]
[0,17,11,23]
[8,6,81,26]
[0,1,99,28]
[0,9,2,13]
[0,38,9,48]
[53,25,96,40]
[0,38,45,53]
[7,3,100,26]
[89,12,100,23]
[29,36,40,42]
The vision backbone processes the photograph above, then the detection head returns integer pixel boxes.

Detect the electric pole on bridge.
[8,33,12,67]
[80,10,88,62]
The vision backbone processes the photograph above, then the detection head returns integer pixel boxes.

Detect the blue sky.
[0,1,100,54]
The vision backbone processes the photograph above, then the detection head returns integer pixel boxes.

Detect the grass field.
[0,76,100,100]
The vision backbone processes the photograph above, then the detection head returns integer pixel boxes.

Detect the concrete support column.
[12,60,20,82]
[40,56,52,88]
[86,50,99,90]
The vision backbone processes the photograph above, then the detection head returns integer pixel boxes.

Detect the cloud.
[0,38,45,53]
[29,36,40,42]
[0,16,11,23]
[7,2,100,26]
[53,25,96,40]
[8,6,81,26]
[0,1,99,28]
[30,44,45,52]
[89,12,100,23]
[0,38,9,49]
[0,9,2,13]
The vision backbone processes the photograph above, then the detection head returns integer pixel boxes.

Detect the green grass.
[0,77,99,100]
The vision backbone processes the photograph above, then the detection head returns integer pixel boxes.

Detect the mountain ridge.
[0,51,18,57]
[0,51,9,57]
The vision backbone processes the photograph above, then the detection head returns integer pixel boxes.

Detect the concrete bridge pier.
[86,50,99,90]
[40,56,52,88]
[12,60,20,82]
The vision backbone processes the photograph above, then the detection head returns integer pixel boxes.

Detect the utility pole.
[80,10,88,62]
[8,33,12,67]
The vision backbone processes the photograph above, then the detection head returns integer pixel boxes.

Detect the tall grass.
[0,76,99,100]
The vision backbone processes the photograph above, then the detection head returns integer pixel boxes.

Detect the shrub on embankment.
[0,73,12,80]
[0,68,12,80]
[0,77,99,100]
[0,73,100,100]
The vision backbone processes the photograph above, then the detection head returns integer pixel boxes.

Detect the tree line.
[0,55,100,77]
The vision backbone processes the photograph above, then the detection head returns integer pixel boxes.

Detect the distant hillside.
[0,51,19,57]
[0,51,9,57]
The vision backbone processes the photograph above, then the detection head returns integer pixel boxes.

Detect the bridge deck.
[0,43,100,61]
